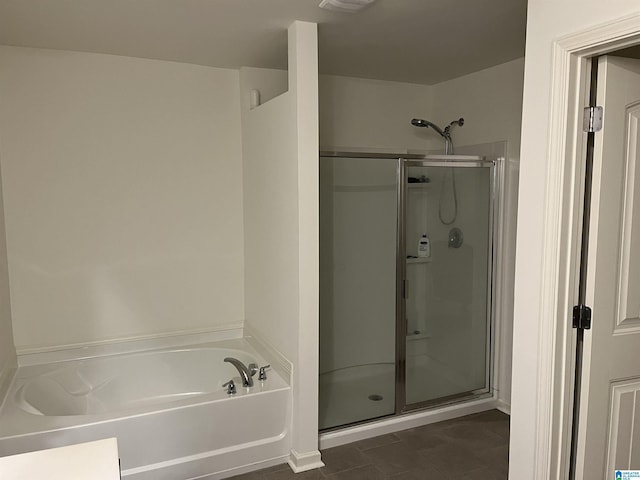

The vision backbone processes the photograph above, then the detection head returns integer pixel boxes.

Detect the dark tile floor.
[230,410,509,480]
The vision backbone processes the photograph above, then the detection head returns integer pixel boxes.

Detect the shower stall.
[319,152,499,431]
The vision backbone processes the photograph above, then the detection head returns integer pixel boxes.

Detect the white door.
[575,55,640,479]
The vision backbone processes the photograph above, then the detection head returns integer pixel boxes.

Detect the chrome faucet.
[224,357,254,387]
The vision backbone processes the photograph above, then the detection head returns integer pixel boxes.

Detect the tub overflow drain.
[368,394,384,402]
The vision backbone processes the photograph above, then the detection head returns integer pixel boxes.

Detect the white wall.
[319,75,433,152]
[512,1,640,478]
[0,46,244,352]
[0,154,15,400]
[432,58,524,161]
[432,58,525,408]
[242,22,322,470]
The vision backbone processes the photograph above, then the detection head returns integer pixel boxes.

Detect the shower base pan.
[319,359,496,444]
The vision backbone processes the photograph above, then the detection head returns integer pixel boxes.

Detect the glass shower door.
[319,155,399,429]
[401,158,494,408]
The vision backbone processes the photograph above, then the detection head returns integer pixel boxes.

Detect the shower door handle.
[403,279,408,299]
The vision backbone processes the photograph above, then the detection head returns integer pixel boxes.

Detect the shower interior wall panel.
[404,165,491,405]
[319,159,397,374]
[319,155,398,429]
[0,46,245,353]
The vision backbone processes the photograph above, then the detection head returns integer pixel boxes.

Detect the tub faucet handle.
[249,363,258,377]
[258,365,271,381]
[223,380,236,395]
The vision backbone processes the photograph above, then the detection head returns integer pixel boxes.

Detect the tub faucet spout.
[224,357,254,387]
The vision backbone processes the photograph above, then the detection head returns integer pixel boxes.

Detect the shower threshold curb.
[319,396,499,450]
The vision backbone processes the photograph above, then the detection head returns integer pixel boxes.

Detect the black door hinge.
[573,304,592,329]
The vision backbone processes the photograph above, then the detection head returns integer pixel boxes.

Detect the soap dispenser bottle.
[418,234,431,258]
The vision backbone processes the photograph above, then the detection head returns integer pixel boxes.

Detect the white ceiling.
[0,0,527,85]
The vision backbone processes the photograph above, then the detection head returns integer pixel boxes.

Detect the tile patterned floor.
[230,410,509,480]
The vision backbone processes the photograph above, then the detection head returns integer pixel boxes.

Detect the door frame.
[534,12,640,479]
[396,157,498,414]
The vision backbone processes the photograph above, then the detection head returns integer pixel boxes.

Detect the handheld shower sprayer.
[410,117,464,155]
[410,118,446,138]
[410,116,466,225]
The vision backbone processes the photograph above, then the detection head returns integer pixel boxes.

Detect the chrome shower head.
[411,118,446,138]
[412,117,465,155]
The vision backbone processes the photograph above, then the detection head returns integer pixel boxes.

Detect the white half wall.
[0,46,244,352]
[432,58,525,409]
[242,88,299,364]
[242,21,322,470]
[512,1,640,479]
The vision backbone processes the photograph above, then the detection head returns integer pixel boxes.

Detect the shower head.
[411,118,429,127]
[412,116,465,155]
[410,118,446,138]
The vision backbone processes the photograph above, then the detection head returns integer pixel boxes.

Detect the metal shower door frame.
[395,156,499,414]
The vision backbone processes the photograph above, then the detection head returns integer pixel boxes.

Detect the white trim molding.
[496,399,511,416]
[287,449,324,473]
[535,12,640,480]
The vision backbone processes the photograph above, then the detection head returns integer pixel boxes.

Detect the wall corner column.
[287,20,323,472]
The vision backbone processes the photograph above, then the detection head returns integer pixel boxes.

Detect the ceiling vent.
[318,0,376,13]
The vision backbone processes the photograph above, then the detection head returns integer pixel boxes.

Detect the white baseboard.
[287,449,324,473]
[496,399,511,415]
[179,455,289,480]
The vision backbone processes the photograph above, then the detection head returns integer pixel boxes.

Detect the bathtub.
[0,338,292,479]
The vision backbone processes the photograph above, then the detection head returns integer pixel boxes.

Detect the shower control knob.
[258,365,271,381]
[223,380,236,395]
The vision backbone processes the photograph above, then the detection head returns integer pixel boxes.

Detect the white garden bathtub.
[0,338,292,479]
